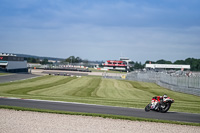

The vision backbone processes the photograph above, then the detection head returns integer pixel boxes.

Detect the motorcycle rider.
[152,94,168,110]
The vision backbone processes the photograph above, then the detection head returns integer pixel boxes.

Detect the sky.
[0,0,200,63]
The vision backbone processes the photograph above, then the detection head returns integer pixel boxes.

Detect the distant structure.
[0,53,28,72]
[119,57,132,64]
[102,60,127,71]
[145,64,190,71]
[102,57,132,71]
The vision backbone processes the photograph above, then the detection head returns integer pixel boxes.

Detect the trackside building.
[145,64,190,70]
[0,53,28,72]
[102,57,132,71]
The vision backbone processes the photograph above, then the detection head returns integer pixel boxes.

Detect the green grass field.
[0,75,200,113]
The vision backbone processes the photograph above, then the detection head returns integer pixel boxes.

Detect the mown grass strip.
[7,77,77,95]
[0,105,199,126]
[71,77,101,97]
[128,81,155,94]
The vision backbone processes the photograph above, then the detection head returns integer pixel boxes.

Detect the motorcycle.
[145,96,174,113]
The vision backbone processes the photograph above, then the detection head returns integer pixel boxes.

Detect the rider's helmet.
[163,94,168,98]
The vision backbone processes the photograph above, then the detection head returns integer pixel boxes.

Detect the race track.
[0,73,39,83]
[0,97,199,123]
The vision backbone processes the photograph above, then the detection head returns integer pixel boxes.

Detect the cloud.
[1,22,199,62]
[0,0,199,62]
[1,0,199,29]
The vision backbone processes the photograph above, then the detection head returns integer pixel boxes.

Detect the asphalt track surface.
[42,71,88,76]
[0,98,200,123]
[0,73,39,83]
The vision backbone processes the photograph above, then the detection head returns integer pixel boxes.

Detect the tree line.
[64,56,89,64]
[25,57,52,65]
[25,56,88,65]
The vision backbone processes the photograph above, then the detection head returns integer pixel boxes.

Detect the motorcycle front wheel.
[145,104,151,112]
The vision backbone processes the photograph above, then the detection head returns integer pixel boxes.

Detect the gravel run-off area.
[0,109,200,133]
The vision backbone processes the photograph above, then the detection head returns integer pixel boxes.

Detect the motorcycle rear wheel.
[160,102,171,113]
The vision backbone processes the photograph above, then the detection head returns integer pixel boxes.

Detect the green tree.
[41,58,48,65]
[31,58,37,63]
[65,56,83,64]
[156,59,172,64]
[145,60,156,64]
[129,61,135,64]
[65,56,75,63]
[75,57,82,63]
[174,60,185,64]
[134,61,144,69]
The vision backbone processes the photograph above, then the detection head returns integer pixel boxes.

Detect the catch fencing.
[102,72,123,80]
[126,71,200,96]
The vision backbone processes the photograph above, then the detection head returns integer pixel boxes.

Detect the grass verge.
[0,73,11,76]
[0,105,199,127]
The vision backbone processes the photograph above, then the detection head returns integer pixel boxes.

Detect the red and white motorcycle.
[145,95,174,113]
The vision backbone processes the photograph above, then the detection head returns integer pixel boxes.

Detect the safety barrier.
[126,71,200,96]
